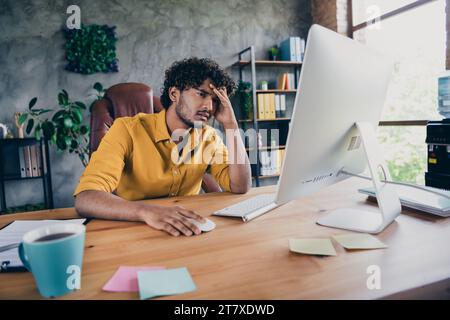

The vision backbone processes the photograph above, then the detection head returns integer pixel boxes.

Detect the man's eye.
[197,91,206,97]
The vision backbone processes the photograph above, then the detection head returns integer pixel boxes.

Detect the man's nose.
[202,97,213,111]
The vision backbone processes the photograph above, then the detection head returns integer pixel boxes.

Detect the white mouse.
[188,218,216,232]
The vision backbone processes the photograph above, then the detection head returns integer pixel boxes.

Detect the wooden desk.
[1,179,449,299]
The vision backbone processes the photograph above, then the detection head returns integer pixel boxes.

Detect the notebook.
[0,219,86,272]
[358,184,450,217]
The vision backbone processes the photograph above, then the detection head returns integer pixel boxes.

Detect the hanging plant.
[64,24,118,74]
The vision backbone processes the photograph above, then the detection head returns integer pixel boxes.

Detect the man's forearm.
[75,190,148,222]
[223,122,252,194]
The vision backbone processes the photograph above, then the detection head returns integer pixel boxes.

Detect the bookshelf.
[0,138,54,214]
[233,45,301,187]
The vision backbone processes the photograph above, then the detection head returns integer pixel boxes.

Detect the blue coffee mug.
[18,223,86,298]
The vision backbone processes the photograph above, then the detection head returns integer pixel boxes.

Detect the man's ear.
[169,87,180,103]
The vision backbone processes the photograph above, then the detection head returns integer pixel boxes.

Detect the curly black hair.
[160,57,236,109]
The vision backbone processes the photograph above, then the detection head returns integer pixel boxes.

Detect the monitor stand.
[316,122,402,234]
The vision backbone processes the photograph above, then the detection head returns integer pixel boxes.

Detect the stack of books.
[279,37,305,62]
[277,73,296,90]
[257,94,286,120]
[18,145,46,178]
[259,149,286,176]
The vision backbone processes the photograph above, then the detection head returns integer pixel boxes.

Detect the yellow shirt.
[73,109,231,200]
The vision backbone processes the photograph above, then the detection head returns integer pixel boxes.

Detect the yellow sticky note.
[289,238,337,256]
[333,233,387,250]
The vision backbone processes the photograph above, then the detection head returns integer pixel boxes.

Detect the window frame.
[347,0,444,126]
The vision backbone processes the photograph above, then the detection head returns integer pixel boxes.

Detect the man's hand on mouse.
[137,204,206,237]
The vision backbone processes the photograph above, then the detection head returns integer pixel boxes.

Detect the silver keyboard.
[213,194,276,218]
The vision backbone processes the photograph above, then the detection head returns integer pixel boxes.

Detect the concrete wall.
[0,0,312,209]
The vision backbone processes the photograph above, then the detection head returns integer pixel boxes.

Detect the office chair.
[89,82,222,193]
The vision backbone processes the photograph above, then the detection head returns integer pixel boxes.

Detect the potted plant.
[268,45,279,61]
[18,82,104,167]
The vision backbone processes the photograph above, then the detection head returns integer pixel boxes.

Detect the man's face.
[174,79,221,128]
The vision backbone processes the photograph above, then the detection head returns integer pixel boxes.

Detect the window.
[349,0,446,184]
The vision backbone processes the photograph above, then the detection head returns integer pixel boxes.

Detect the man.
[74,57,252,237]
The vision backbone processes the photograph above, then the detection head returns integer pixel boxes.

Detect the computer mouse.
[188,217,216,232]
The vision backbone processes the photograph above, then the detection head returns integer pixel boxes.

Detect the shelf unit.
[234,46,301,187]
[0,138,54,214]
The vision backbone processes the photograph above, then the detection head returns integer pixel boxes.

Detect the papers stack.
[358,184,450,217]
[0,219,86,271]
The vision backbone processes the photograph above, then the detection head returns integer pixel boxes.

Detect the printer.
[426,119,450,190]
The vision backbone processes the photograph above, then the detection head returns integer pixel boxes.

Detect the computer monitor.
[275,24,401,233]
[214,24,401,233]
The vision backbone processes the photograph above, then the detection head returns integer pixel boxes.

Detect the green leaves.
[26,118,34,134]
[93,82,103,92]
[75,102,86,109]
[58,91,69,106]
[29,97,37,110]
[64,24,118,74]
[64,117,73,128]
[18,113,28,125]
[18,83,103,167]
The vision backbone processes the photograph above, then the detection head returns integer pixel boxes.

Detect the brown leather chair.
[89,83,221,193]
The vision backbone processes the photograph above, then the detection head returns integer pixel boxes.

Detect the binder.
[280,37,296,61]
[18,146,26,178]
[263,94,271,120]
[35,144,42,176]
[275,94,281,118]
[257,94,265,120]
[30,145,38,177]
[23,146,32,177]
[295,37,301,62]
[280,95,286,117]
[269,94,276,119]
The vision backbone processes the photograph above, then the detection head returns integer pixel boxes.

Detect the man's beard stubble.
[175,96,195,128]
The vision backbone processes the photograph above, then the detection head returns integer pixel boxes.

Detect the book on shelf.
[277,73,286,90]
[277,73,295,90]
[280,37,305,62]
[259,149,286,176]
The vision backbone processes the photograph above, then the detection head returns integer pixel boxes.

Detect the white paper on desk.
[0,219,86,268]
[359,185,450,217]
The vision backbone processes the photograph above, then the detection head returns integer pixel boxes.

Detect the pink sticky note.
[103,266,165,292]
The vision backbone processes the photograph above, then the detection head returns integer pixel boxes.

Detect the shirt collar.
[153,109,203,150]
[154,109,171,143]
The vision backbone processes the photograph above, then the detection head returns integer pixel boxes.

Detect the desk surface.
[1,179,449,299]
